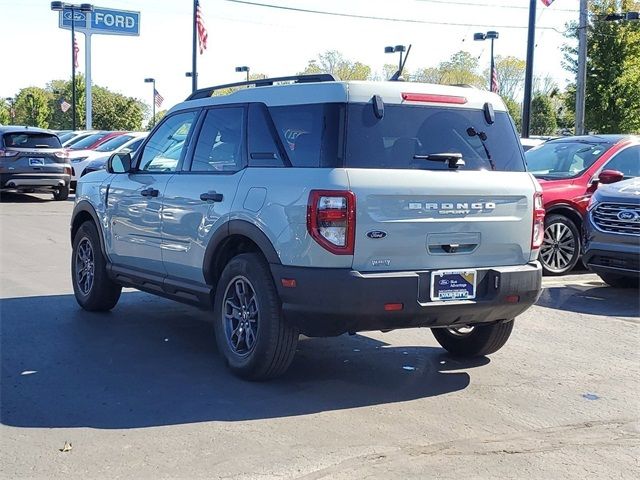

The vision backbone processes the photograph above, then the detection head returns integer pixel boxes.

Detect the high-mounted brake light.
[307,190,356,255]
[401,93,468,104]
[531,192,545,249]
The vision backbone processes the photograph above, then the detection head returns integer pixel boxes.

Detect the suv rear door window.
[268,104,342,167]
[2,132,62,149]
[191,107,245,172]
[345,104,524,171]
[248,103,287,167]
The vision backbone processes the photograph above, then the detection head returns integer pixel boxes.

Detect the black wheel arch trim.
[202,219,281,285]
[71,200,107,256]
[545,203,584,226]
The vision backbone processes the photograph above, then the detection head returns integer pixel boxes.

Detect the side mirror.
[598,169,624,185]
[107,152,132,174]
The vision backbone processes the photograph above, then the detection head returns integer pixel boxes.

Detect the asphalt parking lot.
[1,193,639,479]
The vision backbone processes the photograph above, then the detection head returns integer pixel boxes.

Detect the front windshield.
[525,141,608,179]
[95,135,134,152]
[345,104,524,171]
[68,132,110,150]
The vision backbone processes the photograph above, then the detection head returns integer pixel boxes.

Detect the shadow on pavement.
[537,284,640,317]
[1,292,487,429]
[0,192,52,203]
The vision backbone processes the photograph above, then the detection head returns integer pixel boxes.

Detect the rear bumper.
[271,262,542,336]
[1,173,70,190]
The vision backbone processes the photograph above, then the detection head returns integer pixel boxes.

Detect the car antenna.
[390,44,412,81]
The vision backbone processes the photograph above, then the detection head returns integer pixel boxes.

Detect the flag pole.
[192,0,197,92]
[71,10,76,131]
[521,0,537,138]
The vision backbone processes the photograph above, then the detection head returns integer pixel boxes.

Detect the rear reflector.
[384,303,404,311]
[281,278,297,288]
[402,93,467,104]
[504,295,520,304]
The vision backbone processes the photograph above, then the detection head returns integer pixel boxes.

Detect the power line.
[415,0,579,13]
[224,0,570,32]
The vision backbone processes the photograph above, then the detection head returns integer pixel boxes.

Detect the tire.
[53,185,69,201]
[539,214,581,276]
[213,253,298,380]
[71,221,122,311]
[597,273,639,289]
[432,320,514,357]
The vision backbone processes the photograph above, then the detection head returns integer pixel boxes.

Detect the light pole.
[235,66,250,82]
[51,2,93,131]
[474,31,499,92]
[384,45,407,78]
[144,78,156,127]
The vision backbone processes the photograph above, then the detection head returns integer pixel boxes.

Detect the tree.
[13,87,51,128]
[92,86,145,130]
[437,51,485,87]
[503,97,522,132]
[563,0,640,133]
[530,94,558,135]
[146,110,166,131]
[0,101,11,125]
[485,56,526,99]
[300,51,371,80]
[412,67,444,84]
[46,75,85,130]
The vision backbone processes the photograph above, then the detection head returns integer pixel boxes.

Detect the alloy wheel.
[540,222,577,273]
[75,237,95,295]
[222,275,259,356]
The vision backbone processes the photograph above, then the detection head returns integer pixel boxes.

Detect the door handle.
[140,187,159,197]
[200,191,224,202]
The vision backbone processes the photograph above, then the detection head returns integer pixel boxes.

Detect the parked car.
[0,126,72,200]
[584,177,640,288]
[67,131,124,151]
[74,132,147,183]
[525,135,639,275]
[521,137,546,152]
[71,75,543,380]
[62,130,98,147]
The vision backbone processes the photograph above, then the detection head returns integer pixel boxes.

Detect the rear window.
[525,141,609,179]
[345,104,525,171]
[68,132,110,150]
[268,104,342,167]
[2,132,62,149]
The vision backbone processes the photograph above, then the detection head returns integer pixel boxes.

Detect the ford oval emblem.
[617,210,640,222]
[367,230,387,239]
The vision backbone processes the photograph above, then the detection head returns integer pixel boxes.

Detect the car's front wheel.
[71,221,122,311]
[431,320,514,357]
[213,253,299,380]
[539,214,581,275]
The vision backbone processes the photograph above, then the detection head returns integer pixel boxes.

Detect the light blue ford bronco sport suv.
[71,74,543,380]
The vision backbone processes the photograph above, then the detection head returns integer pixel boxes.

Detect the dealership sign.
[58,6,140,36]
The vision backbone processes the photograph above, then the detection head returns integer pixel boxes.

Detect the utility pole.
[575,0,588,135]
[521,0,537,138]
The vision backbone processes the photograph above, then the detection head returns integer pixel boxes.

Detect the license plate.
[29,158,45,166]
[431,269,477,301]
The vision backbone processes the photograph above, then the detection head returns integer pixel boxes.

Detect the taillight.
[531,192,545,249]
[54,151,69,159]
[307,190,356,255]
[0,149,19,157]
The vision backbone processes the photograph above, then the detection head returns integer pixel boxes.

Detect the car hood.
[595,178,640,202]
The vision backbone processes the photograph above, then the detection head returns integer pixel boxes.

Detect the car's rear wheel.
[540,214,581,275]
[71,221,122,311]
[53,185,69,201]
[597,273,639,289]
[213,253,298,380]
[431,320,514,357]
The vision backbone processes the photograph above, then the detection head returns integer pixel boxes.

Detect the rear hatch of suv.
[0,130,69,177]
[342,98,539,272]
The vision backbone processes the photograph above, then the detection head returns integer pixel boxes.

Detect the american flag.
[541,0,555,6]
[491,66,499,94]
[154,89,164,108]
[73,34,79,68]
[196,0,208,54]
[60,99,71,113]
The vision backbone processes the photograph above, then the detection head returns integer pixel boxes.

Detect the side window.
[191,107,245,172]
[248,103,286,167]
[604,146,640,178]
[138,111,197,173]
[127,138,144,154]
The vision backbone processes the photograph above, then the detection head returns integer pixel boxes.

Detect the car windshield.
[2,132,62,149]
[68,132,110,150]
[95,135,134,152]
[525,141,609,179]
[345,104,525,171]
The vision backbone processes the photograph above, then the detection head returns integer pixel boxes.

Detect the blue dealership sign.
[59,6,140,36]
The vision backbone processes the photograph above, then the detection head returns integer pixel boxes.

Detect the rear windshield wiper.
[413,153,465,169]
[466,127,496,171]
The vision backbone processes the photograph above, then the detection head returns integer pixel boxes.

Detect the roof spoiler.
[185,73,340,101]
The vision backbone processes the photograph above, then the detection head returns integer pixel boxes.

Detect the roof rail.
[185,73,340,101]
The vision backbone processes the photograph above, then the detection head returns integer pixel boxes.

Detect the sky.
[1,0,580,115]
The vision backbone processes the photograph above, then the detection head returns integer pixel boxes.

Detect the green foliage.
[503,97,522,132]
[563,0,640,133]
[0,102,11,125]
[92,86,145,130]
[531,94,558,135]
[437,51,485,87]
[300,51,371,80]
[146,110,167,131]
[485,56,526,99]
[13,87,52,128]
[46,75,85,130]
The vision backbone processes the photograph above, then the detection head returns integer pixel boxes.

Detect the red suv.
[526,135,640,275]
